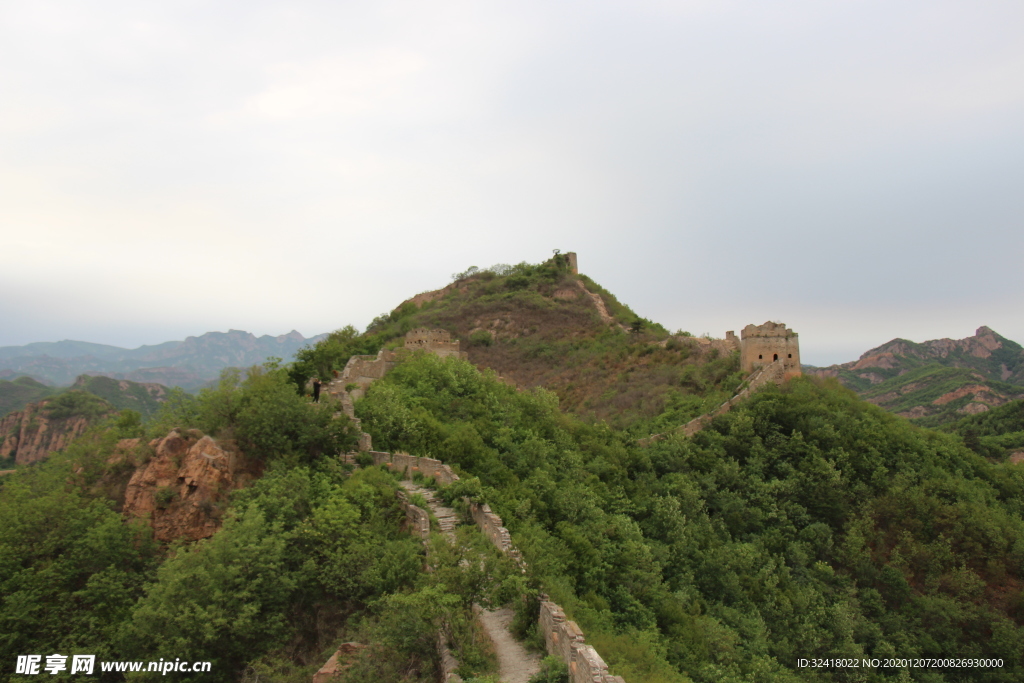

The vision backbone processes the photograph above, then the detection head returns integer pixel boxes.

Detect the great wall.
[315,325,629,682]
[312,302,802,682]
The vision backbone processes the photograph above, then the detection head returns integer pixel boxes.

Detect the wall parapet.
[538,600,625,683]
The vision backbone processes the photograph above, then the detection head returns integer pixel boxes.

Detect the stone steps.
[401,483,461,539]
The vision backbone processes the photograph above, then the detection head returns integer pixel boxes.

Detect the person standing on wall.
[312,377,322,403]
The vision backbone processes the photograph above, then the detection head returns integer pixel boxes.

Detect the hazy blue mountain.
[0,340,129,361]
[0,330,327,391]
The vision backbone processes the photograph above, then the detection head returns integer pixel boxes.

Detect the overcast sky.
[2,1,1022,365]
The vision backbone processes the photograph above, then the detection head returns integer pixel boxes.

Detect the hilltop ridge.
[810,326,1024,425]
[295,255,750,433]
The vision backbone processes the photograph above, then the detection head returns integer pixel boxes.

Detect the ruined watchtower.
[403,328,468,359]
[739,321,801,380]
[565,252,578,275]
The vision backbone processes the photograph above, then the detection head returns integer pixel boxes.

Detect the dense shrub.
[42,389,114,420]
[150,360,358,463]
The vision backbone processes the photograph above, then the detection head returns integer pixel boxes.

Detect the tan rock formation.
[123,430,253,543]
[0,401,104,465]
[931,384,996,406]
[312,643,365,683]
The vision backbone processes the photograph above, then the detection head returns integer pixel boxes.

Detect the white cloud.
[0,0,1021,360]
[234,51,429,121]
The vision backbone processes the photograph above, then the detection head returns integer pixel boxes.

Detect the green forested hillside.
[69,375,168,417]
[859,365,1024,428]
[0,364,410,681]
[356,353,1024,682]
[0,375,54,417]
[948,399,1024,463]
[0,375,167,421]
[2,259,1023,683]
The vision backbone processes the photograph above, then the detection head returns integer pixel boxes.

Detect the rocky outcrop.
[0,401,103,465]
[312,643,366,683]
[122,430,255,543]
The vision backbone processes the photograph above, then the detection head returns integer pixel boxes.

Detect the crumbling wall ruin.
[324,329,468,452]
[403,328,468,359]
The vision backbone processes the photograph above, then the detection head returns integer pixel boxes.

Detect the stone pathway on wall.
[399,479,541,683]
[638,357,785,445]
[401,482,460,541]
[475,607,542,683]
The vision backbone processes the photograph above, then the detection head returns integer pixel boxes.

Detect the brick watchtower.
[739,321,801,380]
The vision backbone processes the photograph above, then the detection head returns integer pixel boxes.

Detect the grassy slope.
[0,376,55,418]
[365,261,744,433]
[860,365,1024,427]
[947,398,1024,462]
[71,375,168,417]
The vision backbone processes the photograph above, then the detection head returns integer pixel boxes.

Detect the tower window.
[788,353,792,358]
[773,353,778,361]
[758,354,762,359]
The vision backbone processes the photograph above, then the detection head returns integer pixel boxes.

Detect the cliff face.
[0,402,97,466]
[121,430,259,543]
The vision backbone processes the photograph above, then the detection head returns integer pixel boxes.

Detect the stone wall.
[324,329,469,453]
[335,312,625,679]
[333,349,402,401]
[397,492,431,540]
[638,322,802,446]
[639,357,786,445]
[367,451,461,485]
[468,502,525,568]
[364,451,623,681]
[539,601,626,683]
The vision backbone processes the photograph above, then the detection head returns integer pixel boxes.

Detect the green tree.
[127,508,295,679]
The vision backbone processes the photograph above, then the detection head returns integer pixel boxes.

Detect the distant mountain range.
[0,329,327,391]
[808,326,1024,426]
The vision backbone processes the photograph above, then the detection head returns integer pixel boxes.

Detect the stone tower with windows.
[738,321,801,380]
